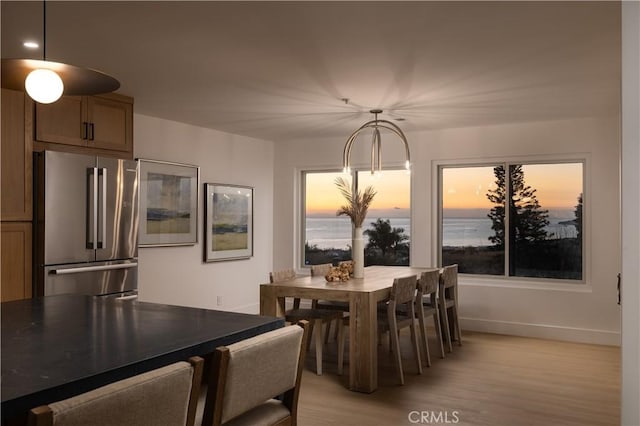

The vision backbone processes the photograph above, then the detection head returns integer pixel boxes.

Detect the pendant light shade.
[342,109,411,175]
[25,68,63,104]
[1,1,119,103]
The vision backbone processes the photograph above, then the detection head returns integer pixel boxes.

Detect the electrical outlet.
[216,296,223,306]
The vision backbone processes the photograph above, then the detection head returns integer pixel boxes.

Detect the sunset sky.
[305,170,410,216]
[305,163,582,217]
[443,163,583,214]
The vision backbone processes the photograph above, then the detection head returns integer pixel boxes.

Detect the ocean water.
[305,217,577,250]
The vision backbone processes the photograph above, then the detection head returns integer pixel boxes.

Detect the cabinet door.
[35,96,86,147]
[1,89,32,220]
[87,95,133,153]
[1,222,32,301]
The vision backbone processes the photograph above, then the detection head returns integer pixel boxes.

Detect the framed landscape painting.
[138,159,199,247]
[205,183,253,262]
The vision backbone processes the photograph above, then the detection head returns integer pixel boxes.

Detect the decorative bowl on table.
[325,261,355,282]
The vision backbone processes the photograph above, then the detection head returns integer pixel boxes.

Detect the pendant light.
[342,109,411,175]
[1,1,119,103]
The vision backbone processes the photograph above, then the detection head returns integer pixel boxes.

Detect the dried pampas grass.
[335,177,376,228]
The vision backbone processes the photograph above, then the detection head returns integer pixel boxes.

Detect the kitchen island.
[1,294,283,421]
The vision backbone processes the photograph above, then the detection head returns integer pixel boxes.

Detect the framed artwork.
[138,159,199,247]
[204,183,253,262]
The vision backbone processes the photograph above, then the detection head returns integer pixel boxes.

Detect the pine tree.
[574,193,583,240]
[486,165,549,248]
[486,166,506,248]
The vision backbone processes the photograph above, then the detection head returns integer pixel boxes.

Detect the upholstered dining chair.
[439,264,462,352]
[199,321,310,426]
[269,268,343,375]
[28,357,203,426]
[417,270,445,366]
[338,275,422,385]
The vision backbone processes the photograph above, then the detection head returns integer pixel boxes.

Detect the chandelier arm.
[376,128,382,172]
[341,113,411,174]
[375,122,411,164]
[343,120,378,171]
[343,131,359,172]
[370,129,376,175]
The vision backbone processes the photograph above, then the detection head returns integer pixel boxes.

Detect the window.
[303,170,411,267]
[440,162,583,281]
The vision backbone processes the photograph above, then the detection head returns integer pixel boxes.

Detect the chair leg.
[337,320,346,375]
[416,306,431,367]
[324,320,333,343]
[440,305,453,353]
[409,317,423,375]
[306,321,315,352]
[314,319,324,375]
[452,305,462,346]
[388,310,404,385]
[433,310,445,359]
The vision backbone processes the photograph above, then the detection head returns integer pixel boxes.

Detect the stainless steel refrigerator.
[34,151,139,297]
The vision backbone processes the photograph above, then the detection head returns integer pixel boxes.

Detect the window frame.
[436,157,588,285]
[300,166,412,270]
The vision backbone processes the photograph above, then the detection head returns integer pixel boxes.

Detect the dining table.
[260,265,437,393]
[1,294,284,422]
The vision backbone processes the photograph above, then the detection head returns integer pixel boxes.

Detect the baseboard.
[460,317,621,346]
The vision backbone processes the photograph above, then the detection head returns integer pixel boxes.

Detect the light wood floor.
[298,329,620,426]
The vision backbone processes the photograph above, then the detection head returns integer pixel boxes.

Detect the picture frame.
[204,183,253,262]
[138,159,199,247]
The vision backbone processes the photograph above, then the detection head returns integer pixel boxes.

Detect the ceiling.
[1,1,621,142]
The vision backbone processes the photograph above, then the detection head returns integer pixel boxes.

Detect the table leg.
[259,286,285,317]
[349,292,377,393]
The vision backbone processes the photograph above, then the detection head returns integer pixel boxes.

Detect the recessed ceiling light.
[23,41,39,49]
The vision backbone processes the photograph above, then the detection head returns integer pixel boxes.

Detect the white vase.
[352,226,364,279]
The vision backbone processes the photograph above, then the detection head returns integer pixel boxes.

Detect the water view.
[305,217,577,250]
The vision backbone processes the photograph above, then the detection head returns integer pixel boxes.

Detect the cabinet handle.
[82,122,89,140]
[89,123,95,141]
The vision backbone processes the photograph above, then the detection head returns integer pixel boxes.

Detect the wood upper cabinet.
[34,92,133,156]
[1,88,32,221]
[1,222,32,302]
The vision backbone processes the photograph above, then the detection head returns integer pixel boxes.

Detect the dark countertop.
[1,294,284,420]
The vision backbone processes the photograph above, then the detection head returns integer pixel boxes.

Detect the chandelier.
[342,109,411,175]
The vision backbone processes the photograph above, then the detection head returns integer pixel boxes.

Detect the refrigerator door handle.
[86,167,98,250]
[98,168,107,249]
[50,262,138,275]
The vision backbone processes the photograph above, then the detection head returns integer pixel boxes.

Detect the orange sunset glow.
[305,170,410,216]
[443,163,583,214]
[305,163,582,217]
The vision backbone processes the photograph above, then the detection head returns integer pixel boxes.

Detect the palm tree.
[364,218,408,258]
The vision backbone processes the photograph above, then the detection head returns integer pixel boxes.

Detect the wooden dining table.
[260,265,437,393]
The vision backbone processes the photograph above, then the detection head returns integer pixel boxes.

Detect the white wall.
[621,1,640,424]
[273,116,621,345]
[134,114,274,313]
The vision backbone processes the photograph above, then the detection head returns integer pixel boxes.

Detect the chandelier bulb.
[25,68,64,104]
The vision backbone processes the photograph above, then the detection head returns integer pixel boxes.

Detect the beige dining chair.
[199,321,309,426]
[310,263,350,342]
[417,270,445,366]
[28,357,204,426]
[338,275,422,385]
[269,268,343,375]
[439,264,462,352]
